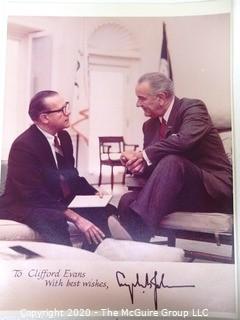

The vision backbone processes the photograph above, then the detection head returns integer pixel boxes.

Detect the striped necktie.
[54,136,64,157]
[159,118,167,139]
[54,136,65,168]
[53,136,71,199]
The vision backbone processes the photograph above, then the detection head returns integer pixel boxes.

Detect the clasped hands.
[120,150,146,174]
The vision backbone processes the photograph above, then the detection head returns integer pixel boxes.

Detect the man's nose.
[136,101,141,108]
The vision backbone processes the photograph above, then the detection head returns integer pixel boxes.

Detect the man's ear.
[156,92,167,102]
[39,113,49,124]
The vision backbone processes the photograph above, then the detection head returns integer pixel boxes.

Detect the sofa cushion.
[0,220,83,247]
[159,211,233,235]
[219,130,232,163]
[95,238,185,261]
[0,220,42,241]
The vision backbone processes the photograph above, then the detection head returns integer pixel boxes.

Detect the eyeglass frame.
[41,101,70,115]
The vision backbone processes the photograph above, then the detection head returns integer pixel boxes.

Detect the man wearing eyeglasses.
[0,90,119,250]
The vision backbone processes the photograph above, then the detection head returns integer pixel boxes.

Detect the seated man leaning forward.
[118,72,233,241]
[0,90,121,251]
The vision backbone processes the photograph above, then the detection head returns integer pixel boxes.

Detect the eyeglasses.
[42,102,70,115]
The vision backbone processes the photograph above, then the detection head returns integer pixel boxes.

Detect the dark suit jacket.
[0,124,96,218]
[143,97,232,199]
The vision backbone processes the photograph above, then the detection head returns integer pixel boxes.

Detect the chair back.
[98,136,125,160]
[98,136,138,188]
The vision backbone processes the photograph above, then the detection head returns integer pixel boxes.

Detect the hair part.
[138,72,174,97]
[28,90,59,121]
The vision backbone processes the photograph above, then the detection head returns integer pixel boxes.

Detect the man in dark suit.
[118,72,232,241]
[0,90,118,250]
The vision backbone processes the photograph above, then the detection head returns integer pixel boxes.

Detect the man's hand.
[121,150,146,174]
[95,188,109,198]
[120,150,137,163]
[64,209,105,245]
[74,216,105,245]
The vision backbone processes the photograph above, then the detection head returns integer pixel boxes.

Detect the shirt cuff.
[142,150,152,166]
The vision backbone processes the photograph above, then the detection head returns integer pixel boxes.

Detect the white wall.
[8,16,85,105]
[2,39,20,160]
[31,35,52,95]
[168,15,230,127]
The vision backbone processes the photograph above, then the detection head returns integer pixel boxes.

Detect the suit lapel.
[150,118,162,144]
[58,131,69,160]
[30,125,57,168]
[165,97,180,137]
[30,125,63,198]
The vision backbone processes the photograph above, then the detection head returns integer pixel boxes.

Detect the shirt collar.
[36,125,55,142]
[160,96,175,123]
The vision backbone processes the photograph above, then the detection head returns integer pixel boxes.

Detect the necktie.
[54,136,64,157]
[159,118,167,139]
[54,136,65,168]
[54,136,71,199]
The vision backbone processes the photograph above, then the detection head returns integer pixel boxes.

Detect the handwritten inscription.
[116,270,195,310]
[13,269,109,289]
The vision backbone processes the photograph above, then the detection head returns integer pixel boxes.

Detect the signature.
[116,270,195,310]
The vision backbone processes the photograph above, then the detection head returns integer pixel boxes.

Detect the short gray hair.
[138,72,174,97]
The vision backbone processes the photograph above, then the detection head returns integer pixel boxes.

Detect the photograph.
[0,0,238,319]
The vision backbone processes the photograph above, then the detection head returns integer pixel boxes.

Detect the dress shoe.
[108,215,133,241]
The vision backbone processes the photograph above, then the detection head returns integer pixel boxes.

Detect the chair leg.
[111,166,114,190]
[167,231,176,247]
[98,164,102,186]
[122,167,126,185]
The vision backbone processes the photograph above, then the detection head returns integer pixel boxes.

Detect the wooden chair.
[98,136,138,190]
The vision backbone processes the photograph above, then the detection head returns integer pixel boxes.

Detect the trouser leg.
[119,155,221,236]
[118,191,153,241]
[130,155,220,231]
[73,203,117,251]
[24,208,72,246]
